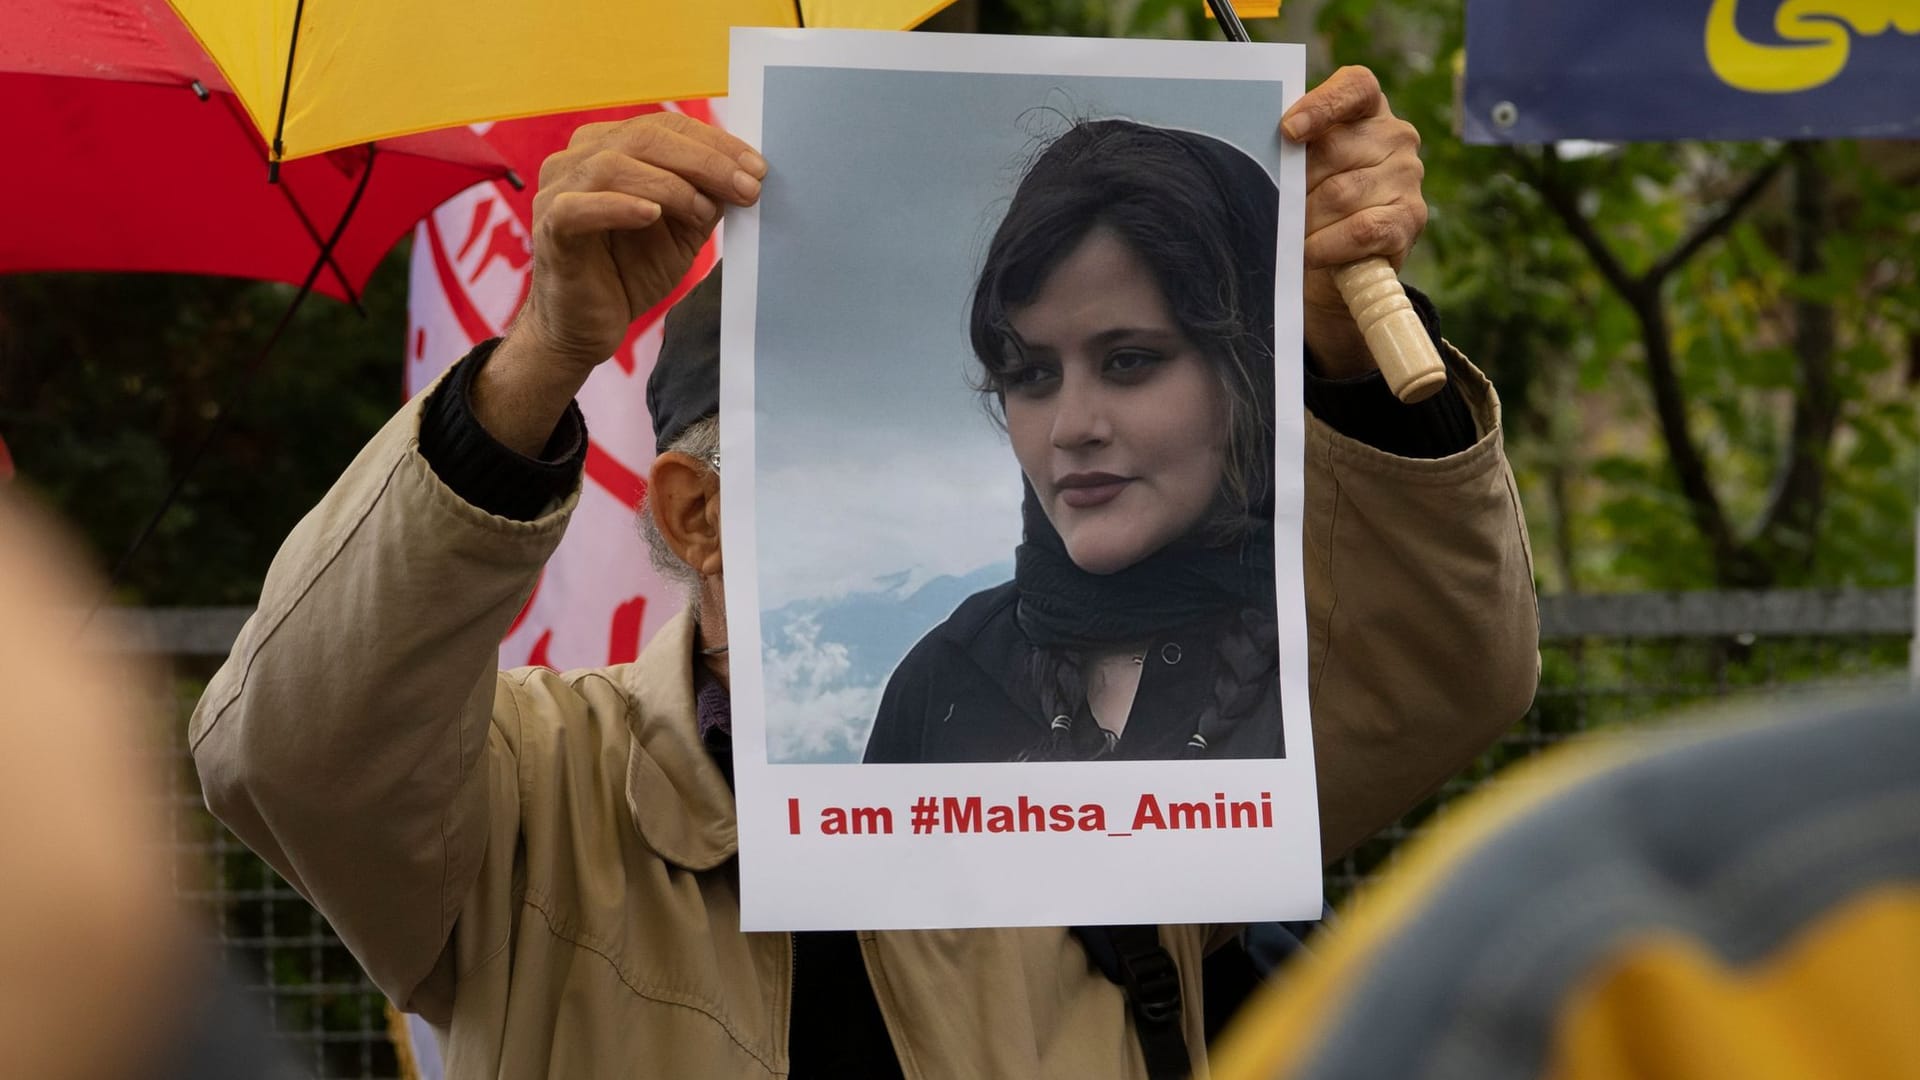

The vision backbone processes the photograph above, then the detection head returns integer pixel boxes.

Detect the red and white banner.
[405,101,722,675]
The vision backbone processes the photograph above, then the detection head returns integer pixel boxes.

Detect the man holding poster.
[192,32,1537,1080]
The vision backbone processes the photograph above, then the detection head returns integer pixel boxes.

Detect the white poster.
[722,29,1315,930]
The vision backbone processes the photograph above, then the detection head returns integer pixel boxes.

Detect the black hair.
[1016,606,1278,762]
[969,117,1280,538]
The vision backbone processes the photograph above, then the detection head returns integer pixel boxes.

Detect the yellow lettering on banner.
[1707,0,1920,93]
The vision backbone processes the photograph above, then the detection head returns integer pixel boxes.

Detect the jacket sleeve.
[1304,345,1540,861]
[187,377,575,1014]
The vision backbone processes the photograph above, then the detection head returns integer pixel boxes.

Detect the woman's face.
[1002,225,1230,575]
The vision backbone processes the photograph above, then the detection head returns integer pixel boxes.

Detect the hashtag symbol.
[910,795,939,835]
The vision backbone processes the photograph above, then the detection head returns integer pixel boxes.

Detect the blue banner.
[1463,1,1920,143]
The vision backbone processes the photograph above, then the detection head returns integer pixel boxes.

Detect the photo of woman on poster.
[863,118,1284,764]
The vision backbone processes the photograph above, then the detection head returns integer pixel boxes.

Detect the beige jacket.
[191,353,1537,1079]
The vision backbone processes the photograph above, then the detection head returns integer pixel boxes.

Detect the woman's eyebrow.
[1003,325,1181,358]
[1085,326,1182,348]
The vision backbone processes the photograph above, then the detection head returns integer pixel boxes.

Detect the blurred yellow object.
[1207,1,1283,16]
[165,0,957,162]
[1549,891,1920,1079]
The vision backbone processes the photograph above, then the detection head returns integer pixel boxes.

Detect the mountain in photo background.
[763,562,1010,763]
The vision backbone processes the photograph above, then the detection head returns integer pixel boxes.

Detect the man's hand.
[478,114,767,456]
[1282,66,1427,380]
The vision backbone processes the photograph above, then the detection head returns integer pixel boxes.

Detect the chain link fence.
[1326,588,1916,900]
[151,644,405,1080]
[127,591,1913,1078]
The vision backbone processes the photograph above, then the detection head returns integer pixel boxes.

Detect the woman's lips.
[1056,473,1131,509]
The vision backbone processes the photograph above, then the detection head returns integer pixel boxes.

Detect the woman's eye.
[1003,364,1058,393]
[1105,349,1162,377]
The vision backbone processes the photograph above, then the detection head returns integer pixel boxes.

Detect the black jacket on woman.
[864,580,1283,763]
[864,297,1480,768]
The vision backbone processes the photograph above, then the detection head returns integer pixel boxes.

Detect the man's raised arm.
[189,113,766,1014]
[187,352,580,1013]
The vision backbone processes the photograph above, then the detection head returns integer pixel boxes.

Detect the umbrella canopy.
[0,0,512,301]
[164,0,958,163]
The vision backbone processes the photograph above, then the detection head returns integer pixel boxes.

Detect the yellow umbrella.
[165,0,959,164]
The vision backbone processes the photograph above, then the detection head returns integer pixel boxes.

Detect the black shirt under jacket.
[865,582,1284,763]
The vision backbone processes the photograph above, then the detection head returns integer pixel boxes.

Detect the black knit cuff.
[418,338,587,521]
[1302,286,1478,460]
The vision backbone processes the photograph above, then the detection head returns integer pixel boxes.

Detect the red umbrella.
[0,0,514,596]
[0,0,513,303]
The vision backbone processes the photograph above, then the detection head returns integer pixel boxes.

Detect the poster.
[722,29,1316,930]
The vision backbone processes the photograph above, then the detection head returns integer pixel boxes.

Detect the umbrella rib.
[274,178,366,313]
[210,91,363,311]
[82,145,381,628]
[269,0,310,180]
[792,0,806,27]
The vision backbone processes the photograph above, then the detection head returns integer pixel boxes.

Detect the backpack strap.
[1072,925,1190,1080]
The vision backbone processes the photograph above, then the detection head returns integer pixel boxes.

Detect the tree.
[0,256,411,605]
[1281,0,1918,592]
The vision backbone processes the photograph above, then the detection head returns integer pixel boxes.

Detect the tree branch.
[1753,144,1840,579]
[1522,147,1642,303]
[1520,144,1745,581]
[1646,153,1788,285]
[1635,298,1750,582]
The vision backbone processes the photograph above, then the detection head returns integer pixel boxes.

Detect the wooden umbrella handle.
[1331,257,1447,403]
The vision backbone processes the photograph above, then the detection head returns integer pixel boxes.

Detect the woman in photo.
[864,118,1285,763]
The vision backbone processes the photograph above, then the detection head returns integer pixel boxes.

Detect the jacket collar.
[619,610,739,871]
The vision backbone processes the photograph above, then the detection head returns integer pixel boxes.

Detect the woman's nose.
[1050,368,1109,449]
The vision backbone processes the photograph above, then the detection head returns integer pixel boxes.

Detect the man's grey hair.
[638,415,719,614]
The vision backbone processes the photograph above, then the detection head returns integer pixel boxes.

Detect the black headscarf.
[1014,482,1274,650]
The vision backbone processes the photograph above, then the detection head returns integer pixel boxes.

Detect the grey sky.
[752,65,1288,611]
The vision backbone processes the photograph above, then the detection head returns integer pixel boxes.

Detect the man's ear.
[648,452,722,578]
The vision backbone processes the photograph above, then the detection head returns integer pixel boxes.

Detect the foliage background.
[4,0,1913,610]
[0,268,408,604]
